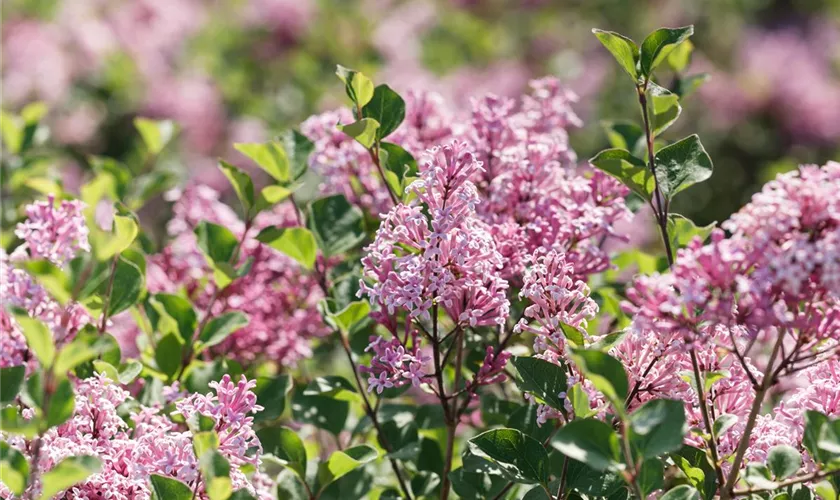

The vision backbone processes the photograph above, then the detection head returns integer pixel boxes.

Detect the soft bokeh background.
[3,0,839,225]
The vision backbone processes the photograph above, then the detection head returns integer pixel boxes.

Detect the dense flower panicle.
[2,196,93,357]
[0,310,29,369]
[516,250,599,346]
[360,332,432,393]
[14,194,90,265]
[147,185,328,366]
[360,140,510,327]
[1,374,268,499]
[175,375,263,467]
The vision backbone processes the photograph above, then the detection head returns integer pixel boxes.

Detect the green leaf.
[38,455,101,500]
[668,214,716,256]
[640,26,694,77]
[46,378,75,428]
[256,226,317,270]
[235,141,290,183]
[195,221,239,266]
[145,293,197,343]
[379,142,418,197]
[303,376,357,397]
[380,420,420,459]
[118,360,143,384]
[94,212,139,261]
[804,410,829,464]
[308,195,365,257]
[92,360,119,381]
[0,441,29,495]
[511,356,568,411]
[255,185,294,213]
[218,160,255,214]
[592,29,639,80]
[317,445,378,491]
[134,118,177,155]
[17,315,54,367]
[639,458,665,495]
[259,426,307,479]
[155,333,184,378]
[199,452,233,500]
[675,73,710,99]
[193,431,220,459]
[589,148,654,201]
[601,121,644,154]
[278,130,314,180]
[0,366,26,404]
[54,334,114,377]
[103,256,144,317]
[507,404,554,443]
[569,348,628,412]
[337,118,380,149]
[661,485,701,500]
[629,399,688,458]
[672,445,718,500]
[336,65,375,107]
[818,419,840,455]
[22,260,70,305]
[743,463,777,489]
[149,474,193,500]
[714,413,739,438]
[767,445,801,480]
[815,481,837,500]
[568,383,595,418]
[362,85,405,140]
[292,391,349,436]
[667,39,694,72]
[326,300,370,334]
[468,428,549,484]
[199,312,249,349]
[654,134,713,200]
[551,419,621,472]
[253,374,292,423]
[647,82,682,136]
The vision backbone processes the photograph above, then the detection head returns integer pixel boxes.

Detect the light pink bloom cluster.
[13,194,90,265]
[303,79,629,280]
[146,185,328,366]
[0,374,271,500]
[360,332,431,394]
[1,196,92,367]
[360,140,510,328]
[618,161,840,470]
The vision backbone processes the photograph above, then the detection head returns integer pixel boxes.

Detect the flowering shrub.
[2,24,840,500]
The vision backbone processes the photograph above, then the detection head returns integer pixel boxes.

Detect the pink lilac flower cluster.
[360,331,432,394]
[1,196,92,368]
[0,374,272,499]
[144,184,328,366]
[617,161,840,470]
[304,79,630,282]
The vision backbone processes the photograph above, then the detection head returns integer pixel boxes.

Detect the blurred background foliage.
[2,0,839,226]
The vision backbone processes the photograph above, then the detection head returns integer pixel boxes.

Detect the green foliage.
[316,445,378,493]
[234,141,290,182]
[511,356,568,412]
[259,426,307,479]
[39,456,101,500]
[361,84,406,140]
[640,26,694,76]
[199,312,249,350]
[569,348,628,411]
[149,474,193,500]
[307,194,365,257]
[0,366,26,404]
[468,428,550,484]
[337,118,380,149]
[256,226,317,270]
[628,399,688,458]
[134,118,178,156]
[767,445,802,480]
[592,29,639,80]
[0,441,29,496]
[336,65,375,108]
[654,134,714,199]
[551,419,621,472]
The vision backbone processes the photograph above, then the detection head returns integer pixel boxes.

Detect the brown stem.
[689,349,727,490]
[368,144,400,206]
[732,469,840,496]
[339,333,414,500]
[722,328,786,498]
[637,82,674,267]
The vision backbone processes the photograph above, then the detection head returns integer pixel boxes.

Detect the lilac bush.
[2,24,840,500]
